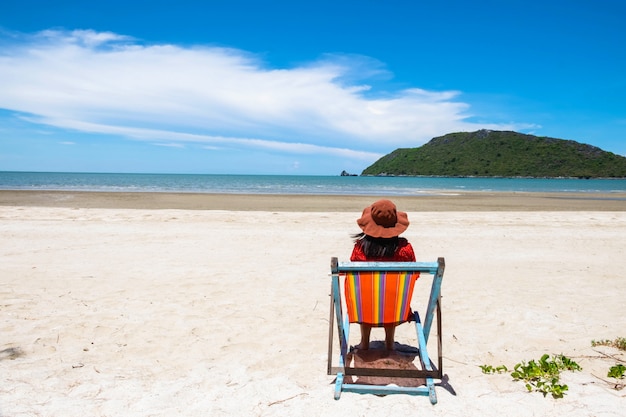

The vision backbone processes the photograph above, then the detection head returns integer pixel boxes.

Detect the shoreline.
[2,189,626,211]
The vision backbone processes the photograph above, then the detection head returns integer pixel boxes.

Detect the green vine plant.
[481,354,582,399]
[591,337,626,390]
[591,337,626,391]
[479,364,508,374]
[591,337,626,351]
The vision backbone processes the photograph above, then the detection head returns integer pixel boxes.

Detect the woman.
[350,199,416,350]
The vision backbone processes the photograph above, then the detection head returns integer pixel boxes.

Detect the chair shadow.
[345,341,457,396]
[345,341,425,387]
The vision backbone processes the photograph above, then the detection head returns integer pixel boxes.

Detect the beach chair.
[327,257,445,403]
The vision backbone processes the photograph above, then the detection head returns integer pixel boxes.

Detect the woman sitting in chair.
[351,199,416,350]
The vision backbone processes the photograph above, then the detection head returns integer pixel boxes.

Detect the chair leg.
[415,312,438,404]
[427,378,437,404]
[334,373,344,400]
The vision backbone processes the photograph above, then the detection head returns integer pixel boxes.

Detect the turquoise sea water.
[1,171,626,196]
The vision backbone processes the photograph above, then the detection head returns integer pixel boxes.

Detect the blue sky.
[1,0,625,175]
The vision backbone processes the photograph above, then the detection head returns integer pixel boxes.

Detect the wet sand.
[2,190,626,211]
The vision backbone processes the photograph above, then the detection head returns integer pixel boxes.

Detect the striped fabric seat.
[344,270,420,326]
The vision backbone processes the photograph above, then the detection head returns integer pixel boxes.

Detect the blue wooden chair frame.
[327,257,445,403]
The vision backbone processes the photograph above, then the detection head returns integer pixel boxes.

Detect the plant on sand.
[510,354,581,398]
[479,364,508,374]
[591,337,626,351]
[480,354,582,399]
[591,337,626,390]
[607,364,625,380]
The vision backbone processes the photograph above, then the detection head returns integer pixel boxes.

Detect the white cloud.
[0,29,529,161]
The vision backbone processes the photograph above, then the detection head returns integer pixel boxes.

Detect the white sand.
[1,206,625,416]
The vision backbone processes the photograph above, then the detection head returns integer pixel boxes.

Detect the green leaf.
[608,364,626,379]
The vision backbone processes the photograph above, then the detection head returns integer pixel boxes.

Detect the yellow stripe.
[373,271,380,323]
[347,272,358,320]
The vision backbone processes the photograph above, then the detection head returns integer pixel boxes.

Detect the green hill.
[361,130,626,178]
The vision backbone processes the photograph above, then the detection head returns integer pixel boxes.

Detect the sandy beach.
[1,191,625,416]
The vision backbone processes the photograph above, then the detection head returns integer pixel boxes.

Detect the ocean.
[1,171,626,196]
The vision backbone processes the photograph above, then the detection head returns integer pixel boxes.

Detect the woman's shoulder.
[350,240,366,261]
[398,237,411,247]
[395,237,415,261]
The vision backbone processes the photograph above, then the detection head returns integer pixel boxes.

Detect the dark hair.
[352,232,400,258]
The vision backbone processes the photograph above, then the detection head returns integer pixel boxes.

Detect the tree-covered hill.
[361,130,626,178]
